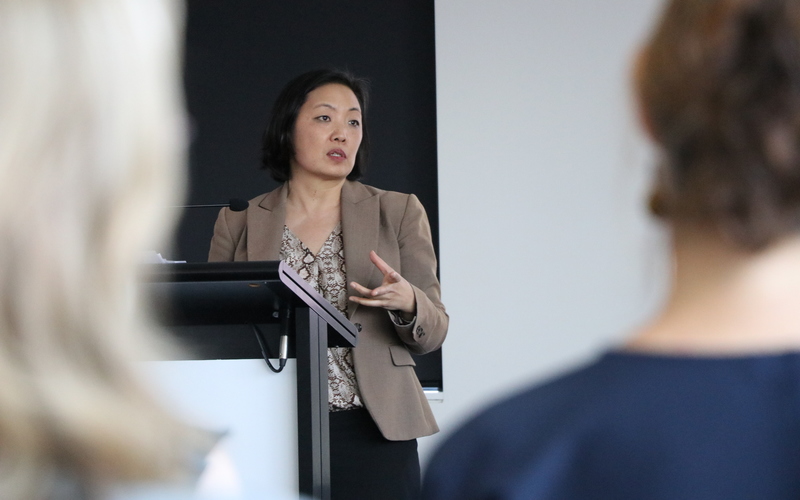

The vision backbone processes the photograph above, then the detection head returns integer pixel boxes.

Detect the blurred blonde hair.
[0,0,199,498]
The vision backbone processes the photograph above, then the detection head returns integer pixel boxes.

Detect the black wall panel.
[175,0,439,263]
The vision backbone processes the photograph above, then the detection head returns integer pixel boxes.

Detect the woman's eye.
[316,115,331,122]
[349,119,360,127]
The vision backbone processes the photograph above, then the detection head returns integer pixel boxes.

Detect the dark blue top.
[422,351,800,500]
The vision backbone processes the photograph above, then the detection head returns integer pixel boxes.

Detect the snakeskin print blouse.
[280,222,364,411]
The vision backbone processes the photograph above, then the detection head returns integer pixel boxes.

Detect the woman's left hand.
[349,251,416,318]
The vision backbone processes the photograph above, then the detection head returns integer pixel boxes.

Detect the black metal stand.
[295,308,331,498]
[145,261,357,500]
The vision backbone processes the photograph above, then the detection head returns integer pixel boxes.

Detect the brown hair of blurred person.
[638,0,800,251]
[629,0,800,354]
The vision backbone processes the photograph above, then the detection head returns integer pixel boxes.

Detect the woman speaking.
[208,69,448,500]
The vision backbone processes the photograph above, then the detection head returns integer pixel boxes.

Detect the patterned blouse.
[280,222,364,411]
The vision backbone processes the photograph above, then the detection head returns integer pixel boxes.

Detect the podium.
[145,261,357,500]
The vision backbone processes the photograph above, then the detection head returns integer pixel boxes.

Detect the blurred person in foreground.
[422,0,800,498]
[0,1,213,499]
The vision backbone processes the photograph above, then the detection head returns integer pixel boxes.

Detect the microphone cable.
[251,304,291,373]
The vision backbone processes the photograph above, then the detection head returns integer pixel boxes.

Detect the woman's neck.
[628,224,800,355]
[286,174,345,215]
[283,174,344,255]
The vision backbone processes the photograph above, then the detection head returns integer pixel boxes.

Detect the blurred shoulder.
[423,357,617,499]
[429,355,620,465]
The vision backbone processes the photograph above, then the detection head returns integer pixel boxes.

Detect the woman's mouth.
[328,149,347,161]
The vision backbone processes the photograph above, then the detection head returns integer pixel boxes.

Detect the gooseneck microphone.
[178,198,249,212]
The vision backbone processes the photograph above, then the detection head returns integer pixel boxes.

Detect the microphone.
[279,304,291,370]
[279,334,289,369]
[178,198,248,212]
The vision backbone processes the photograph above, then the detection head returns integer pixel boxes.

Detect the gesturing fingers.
[349,279,398,299]
[350,280,376,297]
[349,278,415,313]
[369,250,397,278]
[348,251,417,314]
[349,294,394,309]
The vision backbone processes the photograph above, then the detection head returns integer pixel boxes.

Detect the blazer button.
[354,323,362,332]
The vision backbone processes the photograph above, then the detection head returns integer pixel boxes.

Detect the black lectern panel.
[143,261,356,500]
[145,261,357,350]
[160,324,279,360]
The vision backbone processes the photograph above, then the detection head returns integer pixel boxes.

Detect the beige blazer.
[208,181,448,441]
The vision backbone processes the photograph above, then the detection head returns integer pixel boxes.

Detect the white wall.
[421,0,670,464]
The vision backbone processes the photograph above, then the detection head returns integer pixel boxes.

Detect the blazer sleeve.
[208,207,243,262]
[393,194,449,354]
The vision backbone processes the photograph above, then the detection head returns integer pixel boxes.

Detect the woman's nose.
[332,125,347,142]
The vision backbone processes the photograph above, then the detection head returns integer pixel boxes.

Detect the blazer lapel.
[246,184,288,261]
[341,181,380,319]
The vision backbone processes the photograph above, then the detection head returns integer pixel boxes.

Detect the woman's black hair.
[261,69,370,182]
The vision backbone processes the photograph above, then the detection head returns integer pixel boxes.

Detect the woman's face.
[290,83,363,181]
